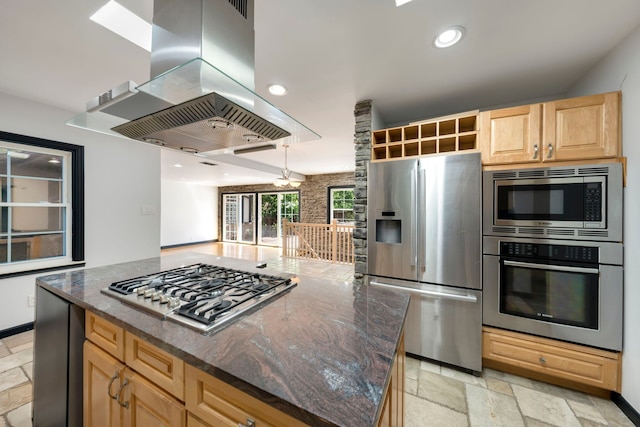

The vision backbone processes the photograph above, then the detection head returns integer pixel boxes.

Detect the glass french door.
[222,194,255,244]
[258,192,299,246]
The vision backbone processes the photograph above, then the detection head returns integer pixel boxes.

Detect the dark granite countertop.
[35,253,409,427]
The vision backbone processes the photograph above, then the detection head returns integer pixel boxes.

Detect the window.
[0,131,84,275]
[222,193,256,244]
[328,187,354,224]
[222,190,299,247]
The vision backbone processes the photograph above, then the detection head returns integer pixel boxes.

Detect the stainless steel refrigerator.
[367,152,482,373]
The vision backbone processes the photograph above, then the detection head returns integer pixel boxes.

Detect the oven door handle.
[503,260,599,274]
[370,280,478,303]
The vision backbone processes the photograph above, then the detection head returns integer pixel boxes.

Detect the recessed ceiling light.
[395,0,414,6]
[48,158,61,164]
[173,164,183,168]
[267,84,288,96]
[434,26,465,48]
[90,0,152,51]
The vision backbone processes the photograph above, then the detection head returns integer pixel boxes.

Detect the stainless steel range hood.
[68,0,319,153]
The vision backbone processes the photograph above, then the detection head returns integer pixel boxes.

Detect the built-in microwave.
[483,162,623,242]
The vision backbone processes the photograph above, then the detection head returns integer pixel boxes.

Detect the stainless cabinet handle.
[115,379,130,409]
[238,419,255,427]
[503,260,599,274]
[370,280,478,302]
[547,143,554,158]
[107,372,119,400]
[533,144,539,159]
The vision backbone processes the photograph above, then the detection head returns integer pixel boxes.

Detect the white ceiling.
[2,0,640,186]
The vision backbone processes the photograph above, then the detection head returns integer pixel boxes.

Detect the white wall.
[160,180,218,247]
[0,92,161,330]
[569,24,640,412]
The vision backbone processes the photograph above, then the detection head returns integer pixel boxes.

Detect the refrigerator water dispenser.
[375,219,402,244]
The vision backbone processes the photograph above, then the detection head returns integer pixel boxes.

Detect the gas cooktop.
[101,263,296,333]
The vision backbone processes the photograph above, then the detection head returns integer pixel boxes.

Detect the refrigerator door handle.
[370,280,478,303]
[411,167,417,267]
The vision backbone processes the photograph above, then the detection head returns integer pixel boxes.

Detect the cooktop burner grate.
[102,263,296,332]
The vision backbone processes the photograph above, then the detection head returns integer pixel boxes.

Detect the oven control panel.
[500,241,598,263]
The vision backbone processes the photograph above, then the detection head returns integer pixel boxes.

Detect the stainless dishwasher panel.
[32,287,84,427]
[369,276,482,373]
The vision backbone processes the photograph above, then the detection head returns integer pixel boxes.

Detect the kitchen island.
[34,252,409,427]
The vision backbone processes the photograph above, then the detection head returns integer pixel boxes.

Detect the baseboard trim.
[612,392,640,426]
[0,322,34,339]
[161,239,218,250]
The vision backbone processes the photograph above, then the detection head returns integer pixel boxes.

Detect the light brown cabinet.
[377,334,405,427]
[482,327,621,395]
[185,364,306,427]
[84,314,186,427]
[84,340,125,427]
[479,104,542,165]
[122,370,186,427]
[86,310,125,361]
[481,91,621,166]
[543,92,620,161]
[371,111,479,162]
[85,311,404,427]
[124,331,185,401]
[84,341,187,427]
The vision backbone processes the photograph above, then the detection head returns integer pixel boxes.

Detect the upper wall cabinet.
[543,91,620,162]
[479,104,542,165]
[371,111,479,162]
[481,91,621,166]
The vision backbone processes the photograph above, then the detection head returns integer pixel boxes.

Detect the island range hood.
[68,0,319,153]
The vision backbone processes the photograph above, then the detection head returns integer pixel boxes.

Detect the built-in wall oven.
[483,162,623,241]
[482,161,624,351]
[483,236,623,350]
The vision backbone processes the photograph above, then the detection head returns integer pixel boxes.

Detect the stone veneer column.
[353,100,372,287]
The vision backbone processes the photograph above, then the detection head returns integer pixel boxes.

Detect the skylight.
[90,1,152,51]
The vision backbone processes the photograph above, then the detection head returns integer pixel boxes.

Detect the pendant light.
[274,144,301,188]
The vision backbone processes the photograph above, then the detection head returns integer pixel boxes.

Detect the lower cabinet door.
[122,369,186,427]
[187,413,219,427]
[185,365,306,427]
[84,341,125,427]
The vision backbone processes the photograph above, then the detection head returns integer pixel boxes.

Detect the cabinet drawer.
[86,311,125,361]
[187,413,225,427]
[125,332,184,401]
[483,327,621,391]
[185,365,307,427]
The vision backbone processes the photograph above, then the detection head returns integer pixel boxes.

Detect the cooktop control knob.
[159,295,170,304]
[168,297,181,308]
[136,286,149,296]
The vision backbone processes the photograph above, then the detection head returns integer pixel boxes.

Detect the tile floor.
[0,243,635,426]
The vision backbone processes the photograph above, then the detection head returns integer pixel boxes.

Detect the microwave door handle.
[503,260,599,275]
[369,281,478,303]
